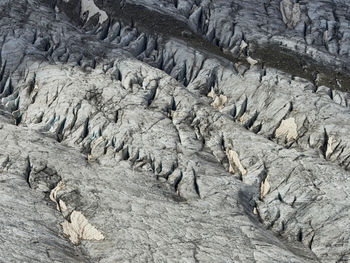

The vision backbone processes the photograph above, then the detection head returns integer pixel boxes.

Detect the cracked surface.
[1,0,350,262]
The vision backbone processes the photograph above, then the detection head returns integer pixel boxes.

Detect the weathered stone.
[0,0,350,262]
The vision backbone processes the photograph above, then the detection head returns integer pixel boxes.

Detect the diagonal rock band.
[0,0,349,262]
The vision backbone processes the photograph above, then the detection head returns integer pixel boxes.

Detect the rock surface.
[0,0,350,262]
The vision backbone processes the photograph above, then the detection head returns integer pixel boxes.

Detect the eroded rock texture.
[1,0,350,262]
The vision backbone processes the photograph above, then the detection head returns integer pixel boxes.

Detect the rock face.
[0,0,350,262]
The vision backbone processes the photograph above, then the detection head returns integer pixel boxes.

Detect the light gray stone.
[0,0,350,262]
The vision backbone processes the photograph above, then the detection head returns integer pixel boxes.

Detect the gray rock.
[0,0,350,262]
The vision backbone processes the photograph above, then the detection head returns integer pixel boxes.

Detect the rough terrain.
[0,0,350,262]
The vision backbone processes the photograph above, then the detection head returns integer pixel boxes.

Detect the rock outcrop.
[0,0,350,262]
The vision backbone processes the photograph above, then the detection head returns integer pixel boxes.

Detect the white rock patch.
[326,136,337,160]
[226,148,247,176]
[80,0,108,24]
[208,88,227,110]
[260,175,270,200]
[207,87,215,99]
[246,56,258,68]
[240,40,248,52]
[89,136,106,160]
[280,0,301,28]
[275,117,298,142]
[211,94,227,110]
[50,181,64,211]
[61,211,105,245]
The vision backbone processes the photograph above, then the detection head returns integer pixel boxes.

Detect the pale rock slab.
[61,211,105,245]
[50,181,65,211]
[246,56,258,68]
[280,0,301,28]
[275,117,298,142]
[226,148,247,176]
[211,94,228,110]
[80,0,108,24]
[1,0,350,262]
[260,175,271,200]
